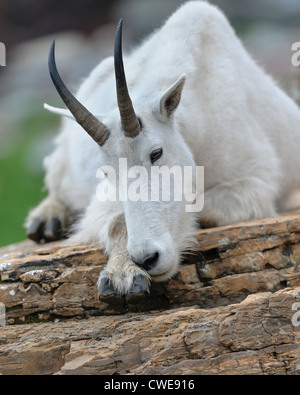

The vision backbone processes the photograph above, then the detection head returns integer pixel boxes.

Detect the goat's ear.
[158,74,186,119]
[44,103,76,121]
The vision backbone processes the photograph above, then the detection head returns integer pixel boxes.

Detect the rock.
[0,288,299,375]
[1,201,300,374]
[2,208,300,323]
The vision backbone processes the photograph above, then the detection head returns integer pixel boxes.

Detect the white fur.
[26,1,300,294]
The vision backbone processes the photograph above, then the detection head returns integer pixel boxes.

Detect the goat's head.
[45,20,198,281]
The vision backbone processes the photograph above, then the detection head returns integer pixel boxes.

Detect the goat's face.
[98,95,198,280]
[45,20,198,281]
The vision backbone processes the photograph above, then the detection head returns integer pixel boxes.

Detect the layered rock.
[0,288,299,375]
[1,212,300,324]
[1,207,300,374]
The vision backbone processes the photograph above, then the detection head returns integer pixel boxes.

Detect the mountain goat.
[25,1,300,299]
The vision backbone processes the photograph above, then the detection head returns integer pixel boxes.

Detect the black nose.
[131,252,159,271]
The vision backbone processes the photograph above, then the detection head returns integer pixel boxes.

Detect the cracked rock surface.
[0,289,300,375]
[1,206,300,374]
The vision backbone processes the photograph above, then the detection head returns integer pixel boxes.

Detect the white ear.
[44,103,75,121]
[158,74,186,119]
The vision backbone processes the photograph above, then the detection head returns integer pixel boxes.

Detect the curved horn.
[48,40,110,146]
[114,19,141,138]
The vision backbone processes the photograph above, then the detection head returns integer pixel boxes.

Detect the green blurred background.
[0,108,57,245]
[0,0,299,247]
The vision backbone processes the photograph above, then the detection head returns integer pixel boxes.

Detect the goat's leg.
[97,213,151,301]
[25,195,70,242]
[199,176,278,227]
[98,248,151,303]
[72,200,151,298]
[25,138,72,243]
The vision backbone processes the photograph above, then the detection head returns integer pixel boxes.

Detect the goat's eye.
[150,148,163,164]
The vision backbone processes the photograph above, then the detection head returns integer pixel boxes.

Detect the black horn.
[114,19,141,138]
[48,40,110,146]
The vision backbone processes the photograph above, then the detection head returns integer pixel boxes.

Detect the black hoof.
[98,276,124,305]
[126,274,150,304]
[27,217,63,243]
[44,217,62,242]
[26,218,45,243]
[130,274,150,296]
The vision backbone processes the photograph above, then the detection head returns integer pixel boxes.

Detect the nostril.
[131,252,159,271]
[143,252,159,269]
